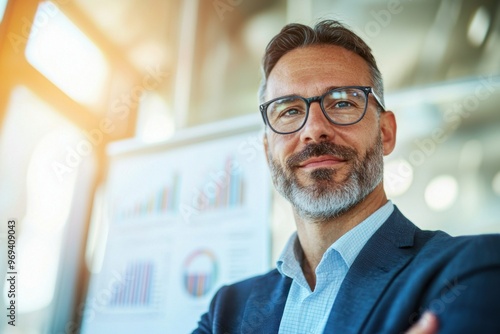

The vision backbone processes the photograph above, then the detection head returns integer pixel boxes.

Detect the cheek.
[346,119,379,150]
[275,135,299,164]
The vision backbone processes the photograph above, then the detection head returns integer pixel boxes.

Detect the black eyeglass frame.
[259,86,386,135]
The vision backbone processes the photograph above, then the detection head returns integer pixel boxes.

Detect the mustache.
[286,141,358,168]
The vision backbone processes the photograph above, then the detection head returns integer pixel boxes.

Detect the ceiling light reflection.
[492,171,500,196]
[425,175,459,211]
[467,6,490,47]
[384,159,414,197]
[138,93,174,143]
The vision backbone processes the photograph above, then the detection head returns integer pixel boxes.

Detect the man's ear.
[380,110,397,156]
[263,133,270,165]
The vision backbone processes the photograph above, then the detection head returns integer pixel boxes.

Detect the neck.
[295,183,388,289]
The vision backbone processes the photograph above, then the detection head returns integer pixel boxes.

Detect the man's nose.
[299,101,334,143]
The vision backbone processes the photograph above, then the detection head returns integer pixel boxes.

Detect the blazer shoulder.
[424,232,500,254]
[415,232,500,276]
[449,233,500,261]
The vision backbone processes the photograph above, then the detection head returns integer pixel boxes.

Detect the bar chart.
[108,261,157,309]
[113,175,180,222]
[194,156,245,213]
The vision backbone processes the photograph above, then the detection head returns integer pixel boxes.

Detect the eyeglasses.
[259,86,385,135]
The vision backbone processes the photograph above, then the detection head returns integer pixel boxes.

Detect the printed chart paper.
[81,130,271,334]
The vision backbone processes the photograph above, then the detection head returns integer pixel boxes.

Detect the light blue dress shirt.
[276,201,394,334]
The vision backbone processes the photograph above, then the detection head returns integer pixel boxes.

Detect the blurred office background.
[0,0,499,333]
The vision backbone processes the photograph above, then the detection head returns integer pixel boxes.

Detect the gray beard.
[268,136,384,221]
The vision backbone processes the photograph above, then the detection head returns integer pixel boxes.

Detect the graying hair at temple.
[258,19,385,110]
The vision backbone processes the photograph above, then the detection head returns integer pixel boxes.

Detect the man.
[194,20,500,334]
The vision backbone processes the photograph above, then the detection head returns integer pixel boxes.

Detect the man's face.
[263,45,396,220]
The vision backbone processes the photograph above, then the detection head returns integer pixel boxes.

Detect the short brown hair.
[258,20,384,107]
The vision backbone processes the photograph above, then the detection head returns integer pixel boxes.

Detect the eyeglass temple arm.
[371,90,386,111]
[259,106,268,125]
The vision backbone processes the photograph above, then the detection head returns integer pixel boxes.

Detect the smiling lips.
[298,155,346,169]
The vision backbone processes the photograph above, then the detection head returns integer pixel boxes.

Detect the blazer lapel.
[241,271,292,334]
[325,207,419,333]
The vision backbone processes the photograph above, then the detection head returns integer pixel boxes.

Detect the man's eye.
[280,108,302,117]
[334,101,353,108]
[286,109,300,115]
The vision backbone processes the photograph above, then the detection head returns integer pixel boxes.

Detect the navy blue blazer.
[193,207,500,333]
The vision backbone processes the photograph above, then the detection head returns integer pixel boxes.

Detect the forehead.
[266,45,373,99]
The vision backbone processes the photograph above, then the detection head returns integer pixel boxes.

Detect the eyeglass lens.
[266,87,367,133]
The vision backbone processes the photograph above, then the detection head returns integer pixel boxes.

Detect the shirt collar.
[276,201,394,277]
[330,200,394,267]
[276,231,302,279]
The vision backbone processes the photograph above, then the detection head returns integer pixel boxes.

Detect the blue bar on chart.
[109,261,155,308]
[114,175,180,221]
[195,156,245,212]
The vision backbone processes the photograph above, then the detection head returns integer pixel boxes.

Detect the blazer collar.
[325,206,419,333]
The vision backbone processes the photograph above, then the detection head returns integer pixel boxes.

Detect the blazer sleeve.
[420,235,500,333]
[192,285,227,334]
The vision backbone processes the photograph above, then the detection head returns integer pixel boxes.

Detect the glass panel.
[0,86,94,331]
[0,0,7,23]
[25,1,110,108]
